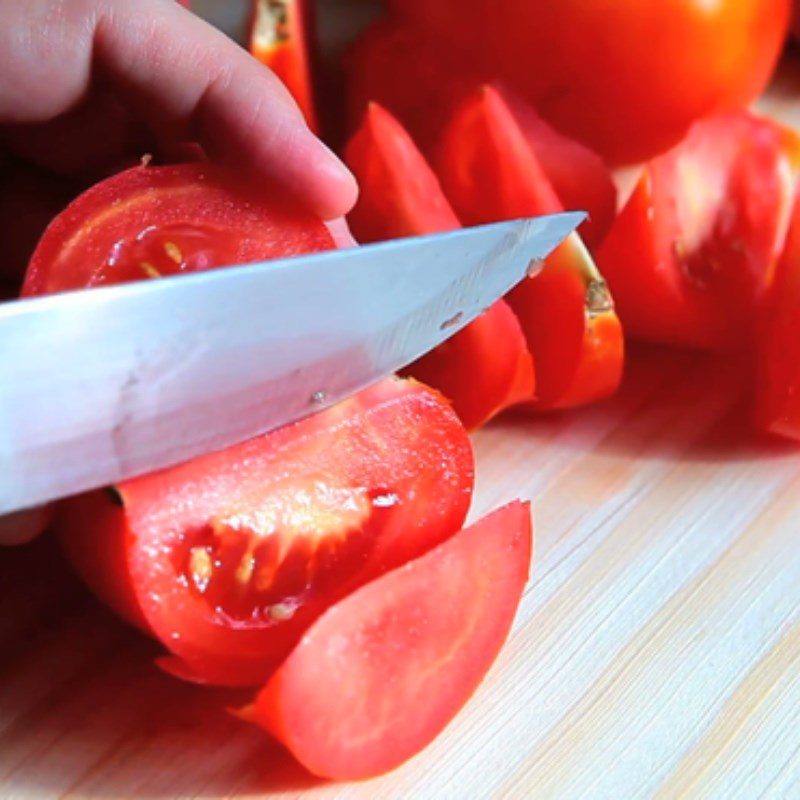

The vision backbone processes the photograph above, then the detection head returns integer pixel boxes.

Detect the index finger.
[94,0,357,220]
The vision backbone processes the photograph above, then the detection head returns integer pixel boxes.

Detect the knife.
[0,212,583,514]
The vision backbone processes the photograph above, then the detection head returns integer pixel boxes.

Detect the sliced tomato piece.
[56,378,474,686]
[343,21,617,248]
[434,86,624,410]
[344,102,534,428]
[251,501,531,780]
[22,163,334,296]
[249,0,318,131]
[757,191,800,440]
[597,112,800,351]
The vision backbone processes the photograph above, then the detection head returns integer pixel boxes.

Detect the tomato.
[757,191,800,440]
[249,0,318,132]
[249,501,531,779]
[344,20,616,248]
[384,0,790,164]
[434,86,624,410]
[22,163,334,296]
[344,102,534,428]
[56,379,474,686]
[597,113,800,351]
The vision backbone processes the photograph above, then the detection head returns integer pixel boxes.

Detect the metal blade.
[0,212,583,513]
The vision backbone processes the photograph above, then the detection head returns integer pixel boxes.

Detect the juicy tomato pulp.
[22,163,334,295]
[757,191,800,440]
[251,501,532,780]
[382,0,790,164]
[57,379,474,686]
[434,85,624,410]
[598,113,800,351]
[344,102,535,428]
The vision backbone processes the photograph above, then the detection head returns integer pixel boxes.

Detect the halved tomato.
[249,0,318,131]
[22,162,334,295]
[344,102,534,428]
[343,20,617,248]
[56,379,474,686]
[757,190,800,440]
[434,86,624,410]
[251,501,532,780]
[597,112,800,351]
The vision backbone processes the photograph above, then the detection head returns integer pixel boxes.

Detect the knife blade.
[0,212,583,513]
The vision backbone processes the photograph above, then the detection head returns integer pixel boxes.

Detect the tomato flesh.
[434,85,624,410]
[252,501,532,780]
[22,163,334,295]
[57,378,474,686]
[344,101,534,428]
[597,112,800,351]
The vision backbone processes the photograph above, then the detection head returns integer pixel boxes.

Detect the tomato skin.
[56,378,474,686]
[434,86,624,410]
[22,163,334,295]
[384,0,790,164]
[757,192,800,440]
[249,0,318,132]
[597,113,800,351]
[344,20,616,248]
[252,501,532,780]
[344,102,535,428]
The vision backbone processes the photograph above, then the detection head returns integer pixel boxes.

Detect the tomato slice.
[56,378,474,686]
[250,501,531,780]
[249,0,318,132]
[434,85,624,410]
[343,20,617,248]
[22,163,334,295]
[597,112,800,351]
[344,102,534,428]
[757,190,800,440]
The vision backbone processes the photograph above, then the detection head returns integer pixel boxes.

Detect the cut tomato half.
[249,0,318,131]
[434,86,624,410]
[22,163,334,295]
[756,190,800,440]
[344,102,534,428]
[251,501,532,780]
[56,378,474,686]
[597,112,800,351]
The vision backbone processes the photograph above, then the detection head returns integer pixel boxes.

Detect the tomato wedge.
[344,102,534,429]
[22,163,334,295]
[597,112,800,351]
[249,0,317,131]
[757,190,800,440]
[343,21,617,249]
[56,378,473,686]
[250,501,532,780]
[434,85,624,410]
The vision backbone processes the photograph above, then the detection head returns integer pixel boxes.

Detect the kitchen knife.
[0,212,583,513]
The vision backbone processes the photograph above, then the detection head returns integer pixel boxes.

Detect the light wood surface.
[3,350,800,800]
[3,14,800,799]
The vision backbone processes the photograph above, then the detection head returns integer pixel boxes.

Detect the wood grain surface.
[3,13,800,799]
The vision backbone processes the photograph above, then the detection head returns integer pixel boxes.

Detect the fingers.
[93,0,357,219]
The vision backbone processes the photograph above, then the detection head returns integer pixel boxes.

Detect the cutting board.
[3,16,800,800]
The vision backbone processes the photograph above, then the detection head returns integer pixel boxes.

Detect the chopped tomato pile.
[9,0,800,786]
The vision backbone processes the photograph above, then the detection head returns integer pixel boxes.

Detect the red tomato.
[56,379,474,686]
[22,163,334,295]
[250,501,531,779]
[384,0,790,164]
[249,0,318,132]
[597,113,800,351]
[344,102,535,429]
[757,192,800,440]
[344,20,617,248]
[434,86,624,410]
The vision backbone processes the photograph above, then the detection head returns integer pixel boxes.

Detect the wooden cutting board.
[3,18,800,800]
